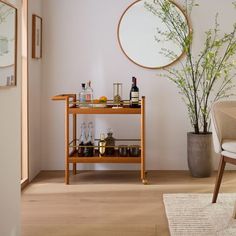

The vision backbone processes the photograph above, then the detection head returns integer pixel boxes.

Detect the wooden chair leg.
[233,201,236,219]
[212,156,226,203]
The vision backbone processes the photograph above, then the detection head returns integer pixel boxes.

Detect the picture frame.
[32,14,42,59]
[0,0,17,87]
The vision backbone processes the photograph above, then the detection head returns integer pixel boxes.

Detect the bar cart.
[52,94,147,184]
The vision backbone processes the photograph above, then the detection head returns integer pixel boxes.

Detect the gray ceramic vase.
[187,132,213,178]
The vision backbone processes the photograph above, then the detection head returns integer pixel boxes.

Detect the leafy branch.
[145,0,236,134]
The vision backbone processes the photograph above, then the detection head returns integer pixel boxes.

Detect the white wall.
[41,0,236,171]
[0,0,21,235]
[28,0,43,181]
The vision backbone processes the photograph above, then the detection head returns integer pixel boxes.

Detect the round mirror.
[117,0,190,69]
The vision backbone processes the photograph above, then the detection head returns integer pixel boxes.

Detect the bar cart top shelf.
[52,94,142,114]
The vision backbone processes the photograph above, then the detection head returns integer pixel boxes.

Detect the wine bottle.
[130,77,139,108]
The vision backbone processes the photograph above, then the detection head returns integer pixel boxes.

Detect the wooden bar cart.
[52,94,147,184]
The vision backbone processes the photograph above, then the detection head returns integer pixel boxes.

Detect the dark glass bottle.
[105,129,115,156]
[130,77,140,108]
[78,122,86,157]
[84,122,94,157]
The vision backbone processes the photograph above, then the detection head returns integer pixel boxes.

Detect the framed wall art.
[32,14,42,59]
[0,0,17,87]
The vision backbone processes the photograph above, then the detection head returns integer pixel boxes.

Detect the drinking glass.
[113,83,122,107]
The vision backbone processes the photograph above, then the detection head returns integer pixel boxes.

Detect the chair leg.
[233,201,236,219]
[212,156,226,203]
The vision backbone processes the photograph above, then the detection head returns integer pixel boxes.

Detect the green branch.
[145,0,236,134]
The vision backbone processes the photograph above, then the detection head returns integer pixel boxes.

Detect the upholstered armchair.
[211,101,236,203]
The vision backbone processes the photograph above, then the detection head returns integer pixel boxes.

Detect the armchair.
[211,101,236,203]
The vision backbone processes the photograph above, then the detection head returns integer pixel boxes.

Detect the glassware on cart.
[78,122,86,156]
[118,145,129,157]
[98,133,106,157]
[84,122,94,157]
[105,128,115,155]
[79,83,86,107]
[113,83,122,108]
[129,145,140,157]
[85,81,94,107]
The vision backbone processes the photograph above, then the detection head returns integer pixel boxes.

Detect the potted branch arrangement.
[145,0,236,177]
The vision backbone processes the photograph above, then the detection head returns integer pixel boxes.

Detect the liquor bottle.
[85,81,93,107]
[98,133,106,157]
[79,83,86,107]
[78,122,86,157]
[84,122,94,157]
[105,128,115,156]
[130,77,140,108]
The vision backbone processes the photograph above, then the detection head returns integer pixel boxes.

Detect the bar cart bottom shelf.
[69,150,141,163]
[68,150,148,184]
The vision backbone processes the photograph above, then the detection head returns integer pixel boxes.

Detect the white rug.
[163,193,236,236]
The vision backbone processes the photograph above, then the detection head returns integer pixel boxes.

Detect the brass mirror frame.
[0,0,17,87]
[117,0,191,69]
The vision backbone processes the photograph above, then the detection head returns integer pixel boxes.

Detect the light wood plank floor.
[21,170,236,236]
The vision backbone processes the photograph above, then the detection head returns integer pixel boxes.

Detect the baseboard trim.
[21,178,29,190]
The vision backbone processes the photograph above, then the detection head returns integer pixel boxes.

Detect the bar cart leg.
[72,95,77,175]
[65,97,70,184]
[73,165,77,175]
[66,162,69,185]
[141,96,147,185]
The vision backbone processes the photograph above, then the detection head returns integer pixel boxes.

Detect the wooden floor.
[21,170,236,236]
